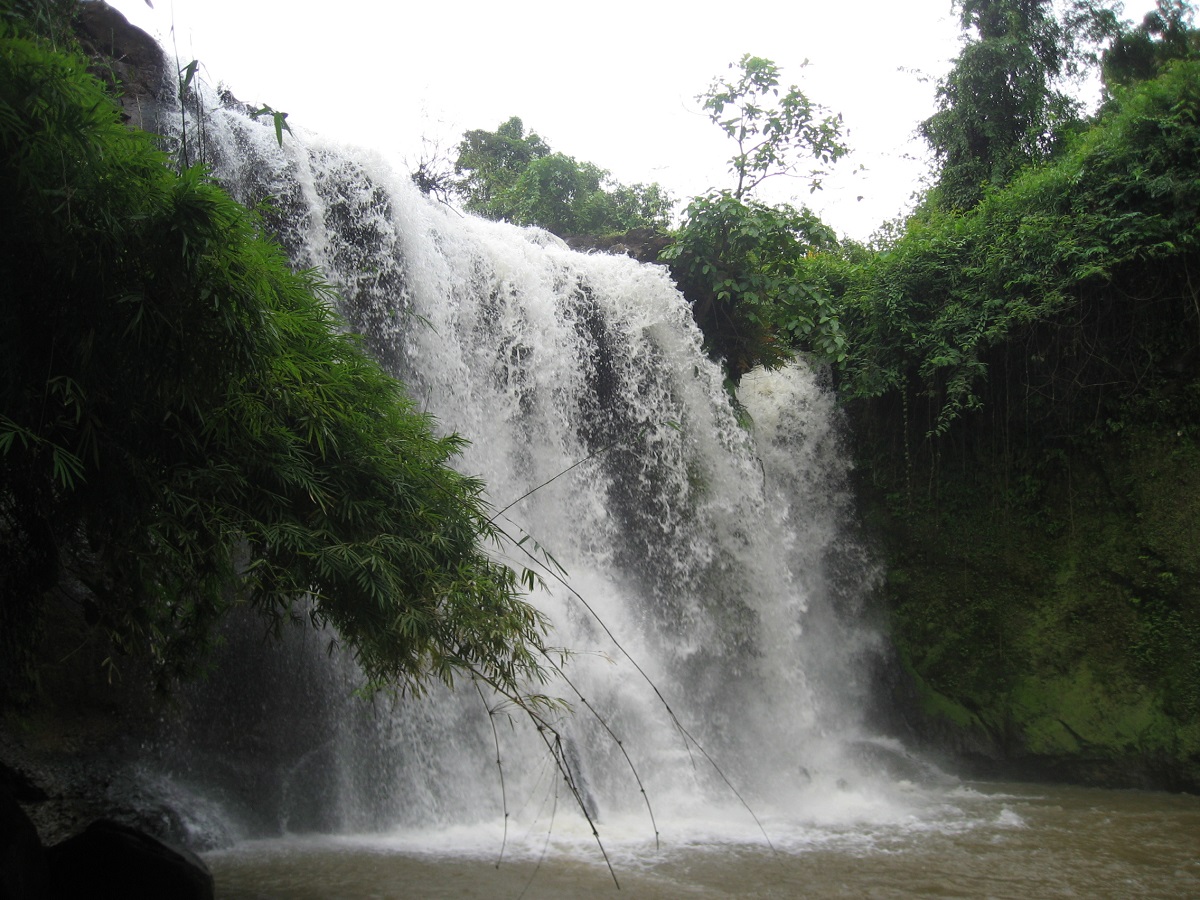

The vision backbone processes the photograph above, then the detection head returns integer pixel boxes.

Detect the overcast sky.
[107,0,1155,241]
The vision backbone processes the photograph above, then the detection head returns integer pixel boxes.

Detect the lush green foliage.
[452,116,551,220]
[699,54,848,199]
[1103,0,1199,87]
[920,0,1115,210]
[662,56,847,378]
[876,430,1200,790]
[450,116,672,237]
[662,193,844,376]
[0,0,75,47]
[502,151,672,237]
[0,25,549,700]
[835,55,1200,437]
[841,40,1200,787]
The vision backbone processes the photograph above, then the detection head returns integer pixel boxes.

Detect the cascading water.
[140,83,941,863]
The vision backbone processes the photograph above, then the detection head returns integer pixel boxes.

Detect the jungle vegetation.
[5,0,1200,787]
[713,0,1200,784]
[0,7,552,707]
[418,115,673,238]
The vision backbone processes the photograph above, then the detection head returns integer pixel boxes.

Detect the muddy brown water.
[207,782,1200,899]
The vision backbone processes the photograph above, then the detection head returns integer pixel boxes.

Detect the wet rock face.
[74,1,168,132]
[563,228,674,265]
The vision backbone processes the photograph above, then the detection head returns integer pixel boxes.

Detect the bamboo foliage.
[0,22,548,700]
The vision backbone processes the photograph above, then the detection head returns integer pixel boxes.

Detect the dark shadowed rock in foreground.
[1,793,49,900]
[47,820,213,900]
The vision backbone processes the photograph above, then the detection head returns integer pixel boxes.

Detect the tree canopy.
[662,55,848,378]
[663,193,844,377]
[827,11,1200,439]
[0,21,548,702]
[448,116,672,237]
[1103,0,1199,87]
[452,116,552,221]
[699,53,848,200]
[779,65,1192,519]
[920,0,1117,210]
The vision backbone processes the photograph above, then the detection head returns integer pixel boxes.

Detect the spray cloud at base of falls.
[143,82,929,852]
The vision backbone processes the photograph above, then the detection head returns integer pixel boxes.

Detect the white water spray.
[149,88,929,855]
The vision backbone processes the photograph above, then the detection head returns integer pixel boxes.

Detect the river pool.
[207,781,1199,898]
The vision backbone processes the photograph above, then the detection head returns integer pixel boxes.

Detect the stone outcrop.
[0,799,214,900]
[74,1,167,132]
[563,227,673,265]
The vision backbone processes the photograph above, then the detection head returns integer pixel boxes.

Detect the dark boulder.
[1,793,49,900]
[47,820,212,900]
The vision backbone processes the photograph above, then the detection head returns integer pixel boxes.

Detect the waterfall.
[143,87,922,855]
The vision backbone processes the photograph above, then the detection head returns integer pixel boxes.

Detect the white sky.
[106,0,1156,242]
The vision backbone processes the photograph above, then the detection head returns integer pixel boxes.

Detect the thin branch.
[500,528,778,857]
[518,770,560,900]
[474,679,509,870]
[463,664,620,890]
[488,434,629,524]
[428,436,776,861]
[539,648,661,851]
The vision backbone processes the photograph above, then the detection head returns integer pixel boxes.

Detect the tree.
[663,194,844,376]
[835,54,1200,436]
[504,152,673,236]
[699,54,847,200]
[0,24,549,703]
[453,116,551,221]
[920,0,1115,210]
[450,117,672,237]
[1103,0,1199,88]
[662,56,847,378]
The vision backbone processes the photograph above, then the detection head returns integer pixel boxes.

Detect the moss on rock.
[865,425,1200,791]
